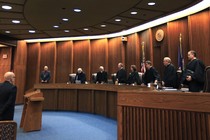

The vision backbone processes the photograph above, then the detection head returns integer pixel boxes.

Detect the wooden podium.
[20,90,44,132]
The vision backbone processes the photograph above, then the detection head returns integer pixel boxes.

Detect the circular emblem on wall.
[155,29,164,42]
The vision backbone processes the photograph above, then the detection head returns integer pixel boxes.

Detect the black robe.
[184,59,205,92]
[116,68,127,83]
[74,72,86,84]
[163,64,177,88]
[143,67,160,85]
[96,71,108,83]
[127,71,141,85]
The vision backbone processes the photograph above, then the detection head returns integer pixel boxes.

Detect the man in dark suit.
[0,72,17,121]
[116,63,127,84]
[74,68,86,84]
[96,66,108,84]
[40,66,51,83]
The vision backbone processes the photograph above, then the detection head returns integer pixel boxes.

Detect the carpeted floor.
[14,105,117,140]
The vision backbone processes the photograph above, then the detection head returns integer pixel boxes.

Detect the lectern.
[20,90,44,132]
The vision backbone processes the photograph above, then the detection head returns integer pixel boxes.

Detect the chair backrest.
[111,73,116,84]
[92,73,97,83]
[0,121,17,140]
[203,66,210,92]
[69,73,76,83]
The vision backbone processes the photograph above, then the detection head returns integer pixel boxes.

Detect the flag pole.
[141,42,146,73]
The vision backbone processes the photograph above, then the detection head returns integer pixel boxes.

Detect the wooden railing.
[118,91,210,140]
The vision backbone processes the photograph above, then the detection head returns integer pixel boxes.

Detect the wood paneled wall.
[0,47,12,82]
[90,39,108,74]
[56,41,73,83]
[10,8,210,103]
[14,40,27,103]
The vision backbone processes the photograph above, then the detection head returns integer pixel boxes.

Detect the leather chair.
[111,73,117,84]
[0,121,17,140]
[203,66,210,92]
[92,73,97,83]
[69,73,76,83]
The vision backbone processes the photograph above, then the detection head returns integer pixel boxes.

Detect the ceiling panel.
[0,0,201,40]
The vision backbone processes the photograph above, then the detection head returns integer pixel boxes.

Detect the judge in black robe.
[74,68,86,84]
[162,57,177,88]
[96,66,108,84]
[183,50,205,92]
[127,65,141,85]
[116,63,127,84]
[143,60,160,85]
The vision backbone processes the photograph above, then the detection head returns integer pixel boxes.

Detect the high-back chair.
[0,121,17,140]
[203,66,210,92]
[92,73,97,83]
[69,73,76,83]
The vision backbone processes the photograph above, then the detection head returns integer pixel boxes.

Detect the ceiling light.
[2,5,12,10]
[74,8,81,12]
[115,19,121,22]
[131,11,138,15]
[12,20,20,24]
[148,2,156,6]
[53,25,59,28]
[100,25,106,27]
[5,31,11,33]
[83,28,89,31]
[62,18,69,21]
[29,30,36,33]
[24,0,210,43]
[64,30,69,32]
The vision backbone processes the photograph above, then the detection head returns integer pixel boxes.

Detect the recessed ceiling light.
[5,31,10,33]
[115,19,121,22]
[83,28,89,31]
[53,25,59,28]
[64,30,69,32]
[29,30,35,33]
[148,2,156,6]
[12,20,20,24]
[131,11,138,15]
[100,25,106,27]
[2,5,12,10]
[62,18,69,21]
[74,8,81,12]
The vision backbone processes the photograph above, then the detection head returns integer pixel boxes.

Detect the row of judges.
[40,50,206,92]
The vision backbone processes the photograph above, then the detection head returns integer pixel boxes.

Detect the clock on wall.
[155,29,164,42]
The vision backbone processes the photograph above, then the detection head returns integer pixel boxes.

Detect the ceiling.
[0,0,201,40]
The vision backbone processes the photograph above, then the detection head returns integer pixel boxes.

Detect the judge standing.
[116,63,127,84]
[96,66,108,84]
[127,65,141,85]
[142,60,160,86]
[183,50,205,92]
[162,57,177,88]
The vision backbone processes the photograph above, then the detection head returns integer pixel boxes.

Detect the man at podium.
[0,71,17,121]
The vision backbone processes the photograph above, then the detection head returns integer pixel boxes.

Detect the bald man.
[0,72,17,121]
[74,68,86,84]
[96,66,108,84]
[40,66,51,83]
